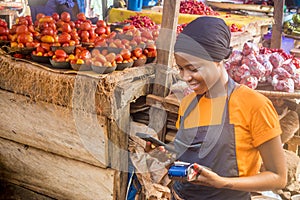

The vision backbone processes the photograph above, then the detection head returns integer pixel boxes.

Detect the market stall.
[0,0,299,199]
[0,47,156,199]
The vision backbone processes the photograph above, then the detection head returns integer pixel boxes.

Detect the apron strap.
[198,77,236,159]
[179,94,203,129]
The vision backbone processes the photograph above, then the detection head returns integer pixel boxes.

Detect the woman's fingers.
[145,141,153,152]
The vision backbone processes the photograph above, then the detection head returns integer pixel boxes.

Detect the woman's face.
[175,52,222,95]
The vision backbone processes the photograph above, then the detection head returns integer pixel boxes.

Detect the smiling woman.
[167,16,288,200]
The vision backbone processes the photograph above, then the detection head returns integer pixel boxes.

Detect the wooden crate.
[0,52,156,199]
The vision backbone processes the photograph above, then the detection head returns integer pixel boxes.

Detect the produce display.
[0,19,9,42]
[1,11,298,93]
[0,12,158,74]
[226,42,300,93]
[179,0,219,16]
[283,13,300,36]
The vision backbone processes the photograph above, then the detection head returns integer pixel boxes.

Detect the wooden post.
[148,0,180,140]
[153,0,180,97]
[270,0,285,49]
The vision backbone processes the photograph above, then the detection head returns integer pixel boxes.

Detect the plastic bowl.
[50,59,71,69]
[31,54,51,63]
[110,22,131,32]
[81,42,95,48]
[91,65,117,74]
[146,56,156,63]
[117,34,134,41]
[133,58,146,67]
[107,47,122,54]
[10,46,36,55]
[70,63,91,71]
[116,61,134,70]
[50,46,75,54]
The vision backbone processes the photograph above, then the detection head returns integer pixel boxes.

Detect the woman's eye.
[177,66,183,71]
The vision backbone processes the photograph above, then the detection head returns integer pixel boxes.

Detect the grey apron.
[172,78,250,200]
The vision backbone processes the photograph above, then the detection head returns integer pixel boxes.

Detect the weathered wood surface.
[0,137,116,200]
[146,94,179,115]
[0,52,156,199]
[270,0,284,49]
[231,31,253,50]
[207,2,274,13]
[149,0,180,139]
[0,89,109,168]
[0,54,155,118]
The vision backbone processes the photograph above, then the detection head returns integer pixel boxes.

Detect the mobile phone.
[136,132,177,153]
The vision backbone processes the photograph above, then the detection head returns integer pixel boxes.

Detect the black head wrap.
[174,16,232,62]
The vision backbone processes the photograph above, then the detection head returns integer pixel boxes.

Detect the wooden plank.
[0,89,109,168]
[153,0,180,97]
[149,0,180,141]
[207,2,274,13]
[231,31,253,50]
[146,94,179,114]
[0,137,116,200]
[156,0,180,67]
[270,0,284,49]
[109,104,130,200]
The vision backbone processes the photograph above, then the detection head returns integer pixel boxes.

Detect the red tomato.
[132,47,143,58]
[54,49,67,58]
[52,13,60,21]
[77,13,86,21]
[36,46,45,53]
[80,21,92,31]
[95,27,106,35]
[115,54,123,63]
[0,27,8,36]
[105,52,116,63]
[69,21,75,29]
[17,33,33,44]
[13,53,23,58]
[80,30,89,40]
[41,27,55,36]
[62,23,72,33]
[0,35,8,41]
[0,19,8,28]
[41,43,51,51]
[36,13,45,22]
[120,49,131,60]
[58,32,71,44]
[16,25,28,35]
[96,20,106,28]
[79,50,91,59]
[61,12,71,23]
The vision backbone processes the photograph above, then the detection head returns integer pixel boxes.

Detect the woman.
[44,0,79,21]
[28,0,48,22]
[170,16,287,199]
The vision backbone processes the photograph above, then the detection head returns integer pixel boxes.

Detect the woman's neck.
[205,69,228,98]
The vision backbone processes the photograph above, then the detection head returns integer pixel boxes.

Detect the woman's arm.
[193,136,287,192]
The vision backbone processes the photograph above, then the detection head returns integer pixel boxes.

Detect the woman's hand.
[187,164,226,188]
[145,141,176,164]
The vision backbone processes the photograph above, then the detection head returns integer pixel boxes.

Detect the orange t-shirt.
[176,85,282,177]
